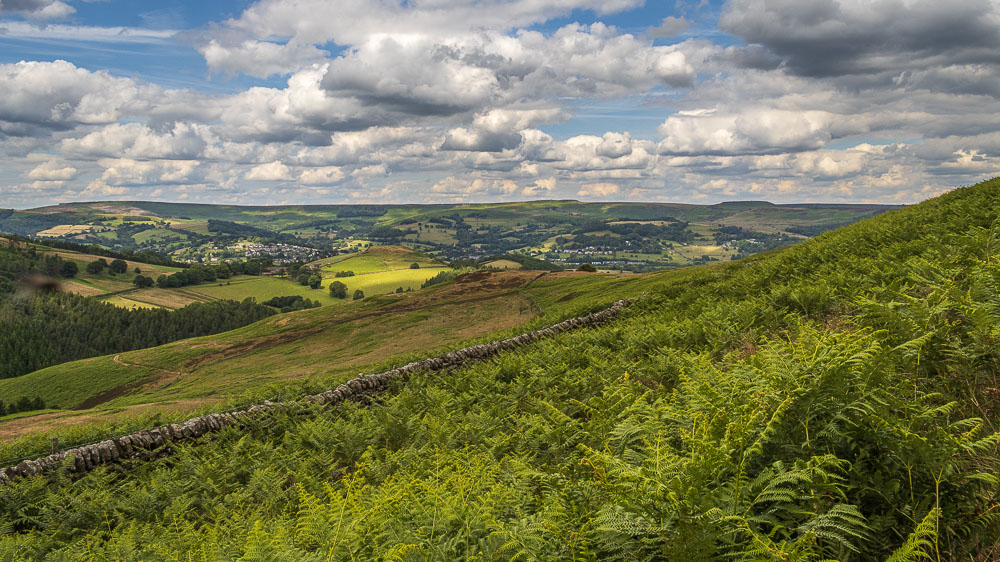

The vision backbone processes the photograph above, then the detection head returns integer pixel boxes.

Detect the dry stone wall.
[0,298,634,484]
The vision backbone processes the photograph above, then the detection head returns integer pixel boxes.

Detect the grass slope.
[0,269,648,443]
[107,246,446,310]
[2,180,999,558]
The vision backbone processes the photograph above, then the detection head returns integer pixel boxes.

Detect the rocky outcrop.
[0,298,633,484]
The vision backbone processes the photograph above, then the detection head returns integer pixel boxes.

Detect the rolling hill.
[2,179,999,558]
[0,199,899,271]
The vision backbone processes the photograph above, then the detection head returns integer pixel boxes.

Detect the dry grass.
[60,280,107,297]
[122,288,211,309]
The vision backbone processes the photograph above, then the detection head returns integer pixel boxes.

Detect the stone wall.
[0,298,633,484]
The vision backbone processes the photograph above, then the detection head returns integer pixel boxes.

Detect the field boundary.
[0,297,635,484]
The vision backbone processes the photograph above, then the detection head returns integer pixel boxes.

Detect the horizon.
[2,0,999,208]
[10,197,908,212]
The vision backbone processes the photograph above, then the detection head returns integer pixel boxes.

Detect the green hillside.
[105,246,448,310]
[2,179,1000,558]
[0,268,649,444]
[1,199,898,271]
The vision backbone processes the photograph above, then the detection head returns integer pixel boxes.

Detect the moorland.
[2,182,999,559]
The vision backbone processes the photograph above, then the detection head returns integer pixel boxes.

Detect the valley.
[1,200,896,272]
[1,183,998,559]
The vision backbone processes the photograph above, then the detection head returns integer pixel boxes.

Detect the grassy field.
[0,268,653,443]
[40,248,182,296]
[132,228,189,244]
[107,247,451,310]
[314,245,442,273]
[35,224,101,237]
[185,276,339,305]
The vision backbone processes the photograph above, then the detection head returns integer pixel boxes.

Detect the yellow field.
[103,296,162,310]
[325,267,449,296]
[35,225,101,237]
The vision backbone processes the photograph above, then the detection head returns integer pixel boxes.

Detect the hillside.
[0,238,276,380]
[0,267,651,443]
[2,179,1000,558]
[0,200,898,271]
[108,245,449,310]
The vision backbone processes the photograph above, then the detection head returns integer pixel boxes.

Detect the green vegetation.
[261,296,322,313]
[0,239,275,379]
[4,200,896,271]
[5,181,1000,558]
[328,280,347,298]
[420,270,456,288]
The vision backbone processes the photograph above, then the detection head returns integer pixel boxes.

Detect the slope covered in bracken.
[2,178,1000,559]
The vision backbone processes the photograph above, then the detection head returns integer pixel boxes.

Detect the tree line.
[154,260,268,289]
[0,238,276,380]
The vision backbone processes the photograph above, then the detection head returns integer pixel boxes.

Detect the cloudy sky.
[1,0,999,208]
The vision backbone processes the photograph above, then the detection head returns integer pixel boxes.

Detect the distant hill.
[0,199,900,270]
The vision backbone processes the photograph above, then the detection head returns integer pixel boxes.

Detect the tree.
[577,263,597,272]
[109,259,129,274]
[60,261,79,278]
[395,286,404,293]
[133,275,154,288]
[134,267,141,274]
[297,272,311,286]
[353,289,364,300]
[15,397,32,412]
[307,274,322,289]
[410,262,420,269]
[329,281,348,299]
[85,259,108,274]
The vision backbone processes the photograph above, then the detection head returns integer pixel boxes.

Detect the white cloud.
[657,108,838,155]
[522,176,555,197]
[27,159,77,181]
[299,166,345,185]
[0,0,74,20]
[245,161,293,181]
[60,122,208,159]
[578,182,619,197]
[650,16,690,38]
[2,0,999,206]
[0,60,144,132]
[201,39,329,79]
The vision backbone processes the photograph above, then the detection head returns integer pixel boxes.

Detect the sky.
[1,0,999,208]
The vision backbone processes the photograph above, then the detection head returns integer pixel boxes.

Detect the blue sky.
[1,0,998,208]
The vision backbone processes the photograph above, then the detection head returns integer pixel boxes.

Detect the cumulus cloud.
[0,60,144,133]
[2,0,999,207]
[431,176,520,196]
[245,161,293,181]
[59,122,209,159]
[720,0,1000,79]
[650,16,690,38]
[441,107,565,152]
[299,166,345,185]
[578,182,619,197]
[213,0,644,50]
[522,176,556,196]
[27,159,77,181]
[0,0,74,20]
[657,108,839,155]
[200,39,329,79]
